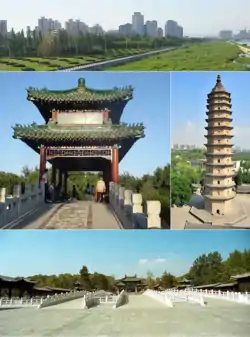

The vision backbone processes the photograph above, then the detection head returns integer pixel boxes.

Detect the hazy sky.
[0,71,170,177]
[1,0,248,36]
[0,230,249,278]
[171,72,250,148]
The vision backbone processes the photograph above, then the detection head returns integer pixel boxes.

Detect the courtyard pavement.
[0,295,249,336]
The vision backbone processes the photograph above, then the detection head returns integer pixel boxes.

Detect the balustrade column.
[111,146,119,183]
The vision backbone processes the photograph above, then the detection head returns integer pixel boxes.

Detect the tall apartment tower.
[204,75,235,215]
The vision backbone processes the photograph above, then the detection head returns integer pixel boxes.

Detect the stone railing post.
[146,201,161,228]
[0,187,6,203]
[132,194,143,213]
[118,186,125,208]
[0,187,7,226]
[13,184,21,218]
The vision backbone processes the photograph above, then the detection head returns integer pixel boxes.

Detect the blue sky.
[1,0,248,36]
[0,71,170,177]
[0,230,249,278]
[171,72,250,148]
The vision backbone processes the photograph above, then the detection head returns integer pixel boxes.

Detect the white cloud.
[138,259,149,265]
[138,258,166,266]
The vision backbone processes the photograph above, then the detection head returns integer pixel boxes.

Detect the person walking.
[95,177,106,202]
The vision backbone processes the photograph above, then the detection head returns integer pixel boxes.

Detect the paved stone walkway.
[0,296,249,336]
[44,201,121,230]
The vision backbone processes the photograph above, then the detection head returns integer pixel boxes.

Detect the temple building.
[116,275,147,293]
[204,75,235,215]
[176,278,192,289]
[0,275,70,298]
[12,78,145,194]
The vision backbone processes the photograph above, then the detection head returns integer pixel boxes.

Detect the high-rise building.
[119,23,133,37]
[204,75,235,215]
[157,27,163,38]
[38,17,61,35]
[0,20,7,35]
[145,20,157,37]
[165,20,178,37]
[176,25,183,38]
[132,12,144,36]
[219,30,233,40]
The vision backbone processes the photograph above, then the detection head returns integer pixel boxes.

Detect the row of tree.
[0,30,200,58]
[28,249,250,291]
[0,164,170,227]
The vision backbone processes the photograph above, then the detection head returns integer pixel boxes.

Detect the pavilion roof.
[118,275,144,282]
[27,78,133,103]
[0,275,36,284]
[12,122,145,142]
[231,272,250,280]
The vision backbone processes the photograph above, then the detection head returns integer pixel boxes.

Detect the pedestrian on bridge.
[95,177,106,202]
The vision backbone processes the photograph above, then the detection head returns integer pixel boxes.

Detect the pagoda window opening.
[218,159,220,163]
[218,122,221,125]
[216,209,220,214]
[217,180,220,184]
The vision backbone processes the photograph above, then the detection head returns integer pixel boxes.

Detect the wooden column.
[52,162,56,185]
[58,170,63,186]
[39,147,47,181]
[111,147,119,183]
[63,172,68,194]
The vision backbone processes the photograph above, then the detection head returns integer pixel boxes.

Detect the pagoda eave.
[204,194,236,201]
[206,110,232,116]
[204,143,234,147]
[205,118,233,123]
[205,152,233,156]
[205,183,235,189]
[205,173,236,178]
[205,163,235,167]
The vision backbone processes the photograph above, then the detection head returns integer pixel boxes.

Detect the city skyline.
[1,0,249,36]
[0,230,249,278]
[171,72,250,148]
[0,71,170,177]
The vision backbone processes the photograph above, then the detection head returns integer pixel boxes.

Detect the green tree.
[79,266,92,290]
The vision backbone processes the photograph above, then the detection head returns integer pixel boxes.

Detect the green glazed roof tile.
[27,78,133,103]
[12,122,145,141]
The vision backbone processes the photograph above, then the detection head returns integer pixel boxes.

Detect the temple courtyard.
[0,295,249,336]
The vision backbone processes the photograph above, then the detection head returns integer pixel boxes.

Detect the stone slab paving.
[91,202,121,229]
[0,296,249,336]
[43,201,121,229]
[44,201,90,229]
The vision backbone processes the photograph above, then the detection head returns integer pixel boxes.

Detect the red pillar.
[111,147,119,183]
[39,147,47,181]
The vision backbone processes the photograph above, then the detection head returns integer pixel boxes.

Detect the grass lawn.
[0,48,150,71]
[235,56,250,64]
[107,41,246,71]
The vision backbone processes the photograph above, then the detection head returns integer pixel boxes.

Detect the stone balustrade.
[39,289,88,309]
[0,297,43,308]
[0,182,45,228]
[109,182,161,229]
[163,290,205,306]
[113,290,128,309]
[82,290,111,309]
[167,289,250,305]
[143,289,174,307]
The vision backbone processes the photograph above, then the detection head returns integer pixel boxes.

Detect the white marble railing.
[0,297,43,307]
[143,289,174,307]
[168,289,250,305]
[82,290,112,308]
[39,289,88,308]
[0,182,45,228]
[113,290,128,308]
[163,290,205,306]
[109,182,161,229]
[99,295,117,304]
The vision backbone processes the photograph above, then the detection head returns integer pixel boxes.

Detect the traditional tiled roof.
[209,74,230,95]
[119,275,144,282]
[27,78,133,103]
[231,272,250,280]
[12,122,145,142]
[0,275,36,284]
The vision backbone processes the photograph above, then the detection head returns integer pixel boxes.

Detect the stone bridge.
[0,182,161,230]
[0,290,249,336]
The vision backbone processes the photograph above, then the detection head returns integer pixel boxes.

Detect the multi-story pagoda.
[204,74,235,215]
[13,78,145,193]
